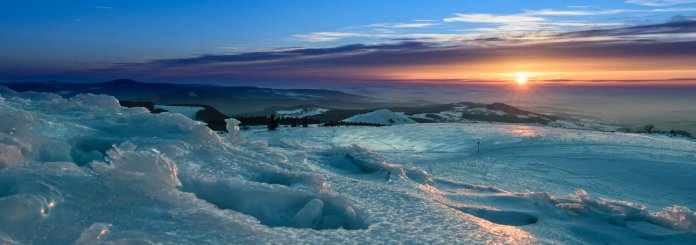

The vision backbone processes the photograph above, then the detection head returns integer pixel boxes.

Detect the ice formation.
[1,86,695,244]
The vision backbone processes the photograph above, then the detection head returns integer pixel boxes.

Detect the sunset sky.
[2,0,696,86]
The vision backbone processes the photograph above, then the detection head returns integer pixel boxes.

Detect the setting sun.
[516,73,528,85]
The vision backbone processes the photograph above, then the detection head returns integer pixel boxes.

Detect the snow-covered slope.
[343,109,416,125]
[1,86,695,244]
[276,107,328,117]
[246,124,696,244]
[407,103,551,124]
[154,105,204,119]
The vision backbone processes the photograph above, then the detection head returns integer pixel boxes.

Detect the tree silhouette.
[267,114,279,130]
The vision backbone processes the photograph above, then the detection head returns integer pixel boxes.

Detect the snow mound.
[343,109,416,125]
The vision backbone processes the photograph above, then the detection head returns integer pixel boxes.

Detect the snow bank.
[343,109,416,125]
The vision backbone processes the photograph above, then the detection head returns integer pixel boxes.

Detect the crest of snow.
[154,105,204,119]
[276,107,329,117]
[343,109,417,125]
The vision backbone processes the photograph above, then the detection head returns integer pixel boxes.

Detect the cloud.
[293,8,696,43]
[525,9,625,16]
[626,0,696,6]
[93,37,695,82]
[525,7,696,16]
[22,20,696,84]
[294,32,367,42]
[139,42,433,66]
[391,23,439,28]
[109,20,696,69]
[443,13,545,23]
[559,19,696,38]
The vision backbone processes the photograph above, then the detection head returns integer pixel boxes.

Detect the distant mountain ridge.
[0,79,375,115]
[248,102,558,125]
[2,79,577,128]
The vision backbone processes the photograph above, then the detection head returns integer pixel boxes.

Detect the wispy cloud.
[392,22,439,28]
[560,20,696,38]
[626,0,696,6]
[443,13,544,23]
[524,9,625,16]
[295,7,696,43]
[369,22,440,29]
[294,32,367,42]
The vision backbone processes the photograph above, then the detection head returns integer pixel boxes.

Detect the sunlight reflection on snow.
[505,125,538,137]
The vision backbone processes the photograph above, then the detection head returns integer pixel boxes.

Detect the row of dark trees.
[236,115,320,127]
[620,124,693,138]
[239,115,385,130]
[120,101,386,132]
[267,115,313,130]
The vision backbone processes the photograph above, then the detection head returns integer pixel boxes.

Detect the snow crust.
[343,109,416,125]
[1,86,695,244]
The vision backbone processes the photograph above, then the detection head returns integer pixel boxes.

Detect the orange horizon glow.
[325,55,696,86]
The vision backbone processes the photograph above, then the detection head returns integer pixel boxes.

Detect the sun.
[516,73,528,85]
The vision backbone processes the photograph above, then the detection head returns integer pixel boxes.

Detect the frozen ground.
[1,87,695,244]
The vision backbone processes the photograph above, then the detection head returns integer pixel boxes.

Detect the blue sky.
[1,0,696,84]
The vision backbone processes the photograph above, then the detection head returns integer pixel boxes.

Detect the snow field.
[1,86,695,244]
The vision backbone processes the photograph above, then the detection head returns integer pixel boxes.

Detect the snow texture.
[1,85,695,244]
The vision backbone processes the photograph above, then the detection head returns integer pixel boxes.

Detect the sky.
[1,0,696,86]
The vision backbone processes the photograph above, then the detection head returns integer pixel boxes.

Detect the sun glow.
[516,73,528,85]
